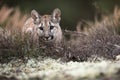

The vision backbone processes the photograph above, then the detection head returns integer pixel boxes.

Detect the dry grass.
[0,6,64,60]
[0,6,30,59]
[0,6,120,62]
[64,6,120,61]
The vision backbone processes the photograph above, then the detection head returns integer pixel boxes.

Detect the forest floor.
[0,56,120,80]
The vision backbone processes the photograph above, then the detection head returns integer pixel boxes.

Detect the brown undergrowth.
[0,6,120,62]
[0,6,64,62]
[0,6,30,60]
[65,6,120,61]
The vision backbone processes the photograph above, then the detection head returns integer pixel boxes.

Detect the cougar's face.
[31,8,61,42]
[36,15,57,41]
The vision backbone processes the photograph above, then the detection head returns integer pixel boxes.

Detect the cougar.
[22,8,62,44]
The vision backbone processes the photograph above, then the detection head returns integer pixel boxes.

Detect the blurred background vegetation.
[0,0,120,30]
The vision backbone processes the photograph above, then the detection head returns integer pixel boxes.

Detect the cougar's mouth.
[43,35,54,41]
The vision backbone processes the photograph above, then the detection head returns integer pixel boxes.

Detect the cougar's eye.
[50,26,54,30]
[39,27,43,30]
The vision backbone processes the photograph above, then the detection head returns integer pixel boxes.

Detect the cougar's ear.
[31,9,41,24]
[51,8,61,23]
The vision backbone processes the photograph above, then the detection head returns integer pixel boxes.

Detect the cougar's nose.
[44,31,50,40]
[44,33,50,40]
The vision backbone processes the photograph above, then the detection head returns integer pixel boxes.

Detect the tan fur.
[22,8,62,43]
